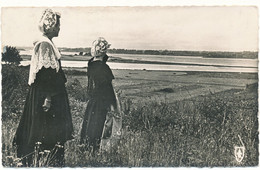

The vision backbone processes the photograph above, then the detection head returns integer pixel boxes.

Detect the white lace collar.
[28,35,61,85]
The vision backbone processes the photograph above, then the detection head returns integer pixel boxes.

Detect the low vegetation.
[1,65,258,167]
[1,46,23,65]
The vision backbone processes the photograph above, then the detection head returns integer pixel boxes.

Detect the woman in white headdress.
[13,9,73,167]
[80,37,122,153]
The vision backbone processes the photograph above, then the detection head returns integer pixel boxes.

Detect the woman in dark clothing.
[80,38,122,152]
[13,9,73,167]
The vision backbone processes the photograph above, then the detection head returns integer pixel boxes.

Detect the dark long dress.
[80,59,116,151]
[13,60,73,167]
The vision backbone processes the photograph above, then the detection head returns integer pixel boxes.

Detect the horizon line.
[13,45,259,53]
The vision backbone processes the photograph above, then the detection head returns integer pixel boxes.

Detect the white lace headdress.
[91,37,111,57]
[39,9,60,35]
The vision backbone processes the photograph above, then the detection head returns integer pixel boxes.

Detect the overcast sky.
[1,6,258,51]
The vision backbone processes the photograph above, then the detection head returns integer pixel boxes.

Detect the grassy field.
[1,64,258,167]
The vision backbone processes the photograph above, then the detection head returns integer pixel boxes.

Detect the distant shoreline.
[20,54,258,69]
[18,47,258,59]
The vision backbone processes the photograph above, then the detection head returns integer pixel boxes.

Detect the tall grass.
[64,88,258,167]
[1,65,258,167]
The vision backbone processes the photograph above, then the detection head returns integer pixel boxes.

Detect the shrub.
[1,65,29,120]
[2,46,23,65]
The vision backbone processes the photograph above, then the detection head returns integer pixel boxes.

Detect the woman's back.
[87,60,116,105]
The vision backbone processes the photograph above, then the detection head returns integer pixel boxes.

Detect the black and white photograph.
[1,1,259,168]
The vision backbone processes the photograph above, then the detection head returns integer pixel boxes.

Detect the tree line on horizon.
[59,47,258,59]
[7,46,259,59]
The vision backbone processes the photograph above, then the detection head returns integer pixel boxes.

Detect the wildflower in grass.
[14,158,21,162]
[17,162,23,167]
[44,150,51,153]
[55,143,64,148]
[6,156,14,159]
[35,142,42,145]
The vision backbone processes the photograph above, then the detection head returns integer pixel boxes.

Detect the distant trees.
[107,48,258,59]
[60,47,258,59]
[84,52,91,56]
[76,51,91,56]
[2,46,22,65]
